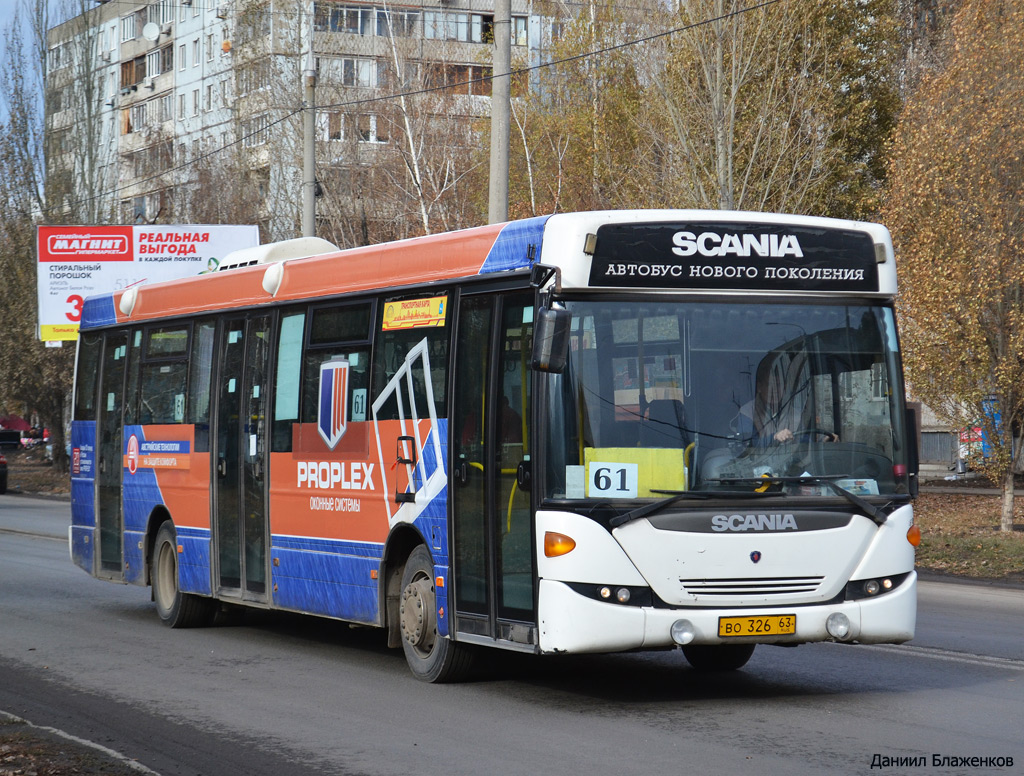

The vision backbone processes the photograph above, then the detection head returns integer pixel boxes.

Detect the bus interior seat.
[641,399,688,447]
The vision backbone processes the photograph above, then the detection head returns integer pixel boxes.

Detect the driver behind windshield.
[733,350,838,446]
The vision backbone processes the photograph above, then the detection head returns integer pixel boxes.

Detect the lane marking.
[836,642,1024,672]
[0,528,65,542]
[0,710,162,775]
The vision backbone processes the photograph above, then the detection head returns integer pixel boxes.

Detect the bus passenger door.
[97,331,128,578]
[451,293,536,646]
[214,315,270,600]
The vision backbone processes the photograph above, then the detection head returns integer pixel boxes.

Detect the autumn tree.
[0,0,88,470]
[885,0,1024,531]
[505,0,649,217]
[508,0,901,220]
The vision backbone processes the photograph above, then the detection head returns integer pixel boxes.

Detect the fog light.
[616,587,631,603]
[864,579,880,595]
[826,612,851,640]
[670,619,696,645]
[882,578,893,590]
[599,586,612,599]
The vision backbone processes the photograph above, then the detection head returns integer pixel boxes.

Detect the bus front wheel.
[152,521,214,628]
[399,545,474,682]
[682,643,756,671]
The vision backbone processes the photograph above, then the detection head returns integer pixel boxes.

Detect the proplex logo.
[672,230,804,259]
[47,234,130,257]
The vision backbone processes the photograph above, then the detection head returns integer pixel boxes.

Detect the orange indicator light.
[907,524,921,547]
[544,531,577,557]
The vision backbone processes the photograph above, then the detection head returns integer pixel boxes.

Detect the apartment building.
[46,0,544,242]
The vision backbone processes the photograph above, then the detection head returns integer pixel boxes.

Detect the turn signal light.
[544,531,577,557]
[906,524,921,547]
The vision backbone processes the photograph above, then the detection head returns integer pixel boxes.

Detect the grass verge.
[913,491,1024,582]
[0,716,145,776]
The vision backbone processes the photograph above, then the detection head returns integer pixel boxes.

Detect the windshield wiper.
[607,489,772,528]
[712,476,888,525]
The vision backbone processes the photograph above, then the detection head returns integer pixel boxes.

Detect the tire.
[152,521,215,628]
[399,545,475,683]
[682,643,756,671]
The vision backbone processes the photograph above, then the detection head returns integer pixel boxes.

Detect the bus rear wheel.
[399,545,474,683]
[152,521,215,628]
[682,643,756,671]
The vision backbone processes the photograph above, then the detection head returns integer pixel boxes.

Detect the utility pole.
[488,0,511,224]
[301,21,317,237]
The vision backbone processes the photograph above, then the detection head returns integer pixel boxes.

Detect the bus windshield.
[541,299,908,502]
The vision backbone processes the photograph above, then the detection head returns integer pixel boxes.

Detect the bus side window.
[139,326,189,425]
[122,329,142,426]
[372,294,449,422]
[74,332,103,421]
[272,311,305,452]
[188,321,216,451]
[298,303,373,432]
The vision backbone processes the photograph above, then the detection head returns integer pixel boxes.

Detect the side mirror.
[532,306,571,373]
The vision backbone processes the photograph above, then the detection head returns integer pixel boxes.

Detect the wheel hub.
[400,576,435,649]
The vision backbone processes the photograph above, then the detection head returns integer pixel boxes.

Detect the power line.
[7,0,782,221]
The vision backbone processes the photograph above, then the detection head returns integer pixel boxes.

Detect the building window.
[147,49,162,77]
[178,44,186,71]
[205,84,213,111]
[243,114,270,147]
[315,3,373,34]
[192,39,200,67]
[121,15,136,42]
[342,58,374,87]
[318,111,346,141]
[512,15,527,46]
[120,55,147,90]
[425,63,492,96]
[178,93,185,119]
[192,88,199,116]
[48,43,68,71]
[375,7,418,36]
[424,11,492,42]
[357,113,387,144]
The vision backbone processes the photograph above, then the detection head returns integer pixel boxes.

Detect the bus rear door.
[213,314,271,601]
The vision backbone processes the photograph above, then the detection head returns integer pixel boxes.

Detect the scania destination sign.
[588,222,879,292]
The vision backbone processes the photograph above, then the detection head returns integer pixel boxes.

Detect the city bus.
[70,210,919,681]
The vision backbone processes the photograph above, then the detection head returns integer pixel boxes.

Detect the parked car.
[0,429,21,450]
[0,452,7,494]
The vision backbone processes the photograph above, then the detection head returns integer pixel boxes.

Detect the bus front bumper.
[536,570,916,654]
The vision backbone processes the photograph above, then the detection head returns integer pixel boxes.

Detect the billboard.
[36,224,259,341]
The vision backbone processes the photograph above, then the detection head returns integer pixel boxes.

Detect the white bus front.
[533,294,917,669]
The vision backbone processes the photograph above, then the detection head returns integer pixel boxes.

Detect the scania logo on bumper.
[750,550,762,564]
[711,513,798,532]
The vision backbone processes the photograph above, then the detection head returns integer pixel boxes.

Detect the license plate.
[718,614,796,637]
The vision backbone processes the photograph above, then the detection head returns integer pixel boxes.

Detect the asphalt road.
[1,493,1022,776]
